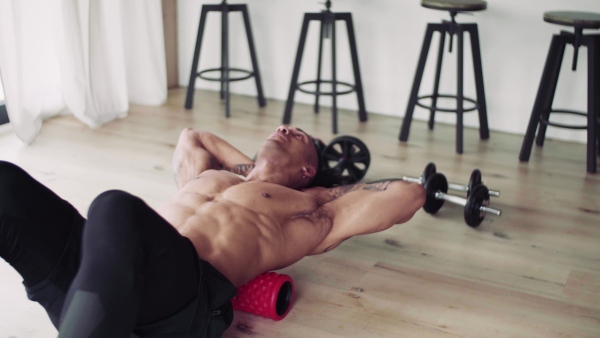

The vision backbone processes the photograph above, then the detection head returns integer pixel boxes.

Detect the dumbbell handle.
[435,191,502,216]
[402,175,424,185]
[447,182,500,197]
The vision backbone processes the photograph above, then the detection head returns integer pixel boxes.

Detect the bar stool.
[519,11,600,173]
[185,0,266,117]
[282,0,367,134]
[399,0,490,154]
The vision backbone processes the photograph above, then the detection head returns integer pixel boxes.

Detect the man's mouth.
[268,133,287,142]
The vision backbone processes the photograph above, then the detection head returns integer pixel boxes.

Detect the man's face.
[257,125,319,174]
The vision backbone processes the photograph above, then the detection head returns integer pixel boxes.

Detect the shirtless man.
[0,125,425,338]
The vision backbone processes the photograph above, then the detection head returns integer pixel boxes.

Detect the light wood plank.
[0,88,598,337]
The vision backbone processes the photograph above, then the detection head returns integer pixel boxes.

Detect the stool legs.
[344,14,368,122]
[241,6,266,108]
[185,6,210,110]
[283,12,367,134]
[314,21,326,114]
[221,6,230,115]
[400,24,438,142]
[519,35,567,161]
[456,26,464,154]
[535,34,567,147]
[467,24,490,140]
[429,28,447,130]
[519,33,598,173]
[587,36,598,172]
[283,14,311,125]
[399,22,489,154]
[331,17,338,134]
[185,3,265,117]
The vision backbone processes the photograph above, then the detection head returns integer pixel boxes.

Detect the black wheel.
[467,169,482,197]
[423,173,448,214]
[422,162,437,183]
[464,184,490,228]
[322,136,371,185]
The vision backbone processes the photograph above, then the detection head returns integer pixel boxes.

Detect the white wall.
[178,0,599,143]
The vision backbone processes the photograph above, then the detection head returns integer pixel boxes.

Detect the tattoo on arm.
[362,179,404,191]
[327,179,403,200]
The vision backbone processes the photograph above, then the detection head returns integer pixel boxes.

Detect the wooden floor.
[0,88,598,337]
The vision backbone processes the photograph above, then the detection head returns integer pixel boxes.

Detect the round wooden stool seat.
[421,0,487,12]
[544,11,600,29]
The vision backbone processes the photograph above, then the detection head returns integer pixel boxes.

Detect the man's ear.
[302,165,317,179]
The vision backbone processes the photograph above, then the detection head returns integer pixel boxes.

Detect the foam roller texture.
[231,272,294,321]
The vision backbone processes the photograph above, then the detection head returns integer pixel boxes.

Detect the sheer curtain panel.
[0,0,167,144]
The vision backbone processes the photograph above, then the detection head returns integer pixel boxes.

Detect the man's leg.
[58,190,200,338]
[0,161,85,327]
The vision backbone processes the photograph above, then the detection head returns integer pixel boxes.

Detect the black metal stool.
[399,0,490,154]
[519,11,600,173]
[282,0,367,134]
[185,0,266,117]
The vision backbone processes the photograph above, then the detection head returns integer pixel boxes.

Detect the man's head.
[252,125,322,189]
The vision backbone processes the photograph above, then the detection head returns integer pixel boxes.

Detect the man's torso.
[157,170,331,286]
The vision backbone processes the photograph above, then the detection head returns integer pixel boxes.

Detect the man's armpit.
[221,163,255,176]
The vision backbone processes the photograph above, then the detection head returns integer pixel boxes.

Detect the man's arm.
[172,128,255,188]
[304,179,426,254]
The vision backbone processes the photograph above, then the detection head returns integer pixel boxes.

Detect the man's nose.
[277,126,289,134]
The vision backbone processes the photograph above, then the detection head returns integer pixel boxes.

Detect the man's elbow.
[410,182,426,212]
[178,128,213,146]
[178,127,197,143]
[390,181,426,223]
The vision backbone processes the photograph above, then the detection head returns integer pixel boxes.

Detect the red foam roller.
[231,272,294,321]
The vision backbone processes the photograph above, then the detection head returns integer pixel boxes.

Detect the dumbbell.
[320,135,371,185]
[403,166,502,227]
[405,163,500,197]
[448,168,500,198]
[402,162,437,185]
[421,173,502,227]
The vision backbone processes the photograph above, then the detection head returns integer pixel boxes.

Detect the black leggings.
[0,161,200,337]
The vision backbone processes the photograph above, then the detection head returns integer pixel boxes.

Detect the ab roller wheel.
[322,136,371,185]
[231,272,294,321]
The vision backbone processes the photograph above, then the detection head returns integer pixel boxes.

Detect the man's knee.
[0,161,30,213]
[88,190,144,217]
[86,190,145,236]
[0,161,27,192]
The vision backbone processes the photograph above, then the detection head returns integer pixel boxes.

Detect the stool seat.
[421,0,487,12]
[544,11,600,29]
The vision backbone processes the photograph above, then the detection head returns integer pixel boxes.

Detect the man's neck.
[246,164,297,189]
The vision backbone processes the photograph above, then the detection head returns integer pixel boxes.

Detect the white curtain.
[0,0,167,144]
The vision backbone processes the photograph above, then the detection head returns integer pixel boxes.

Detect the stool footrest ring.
[296,80,356,96]
[197,67,255,82]
[416,94,478,113]
[539,109,589,130]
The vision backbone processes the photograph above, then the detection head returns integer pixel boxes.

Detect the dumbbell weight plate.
[467,169,482,197]
[322,136,371,185]
[464,184,490,228]
[423,162,436,183]
[423,173,448,214]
